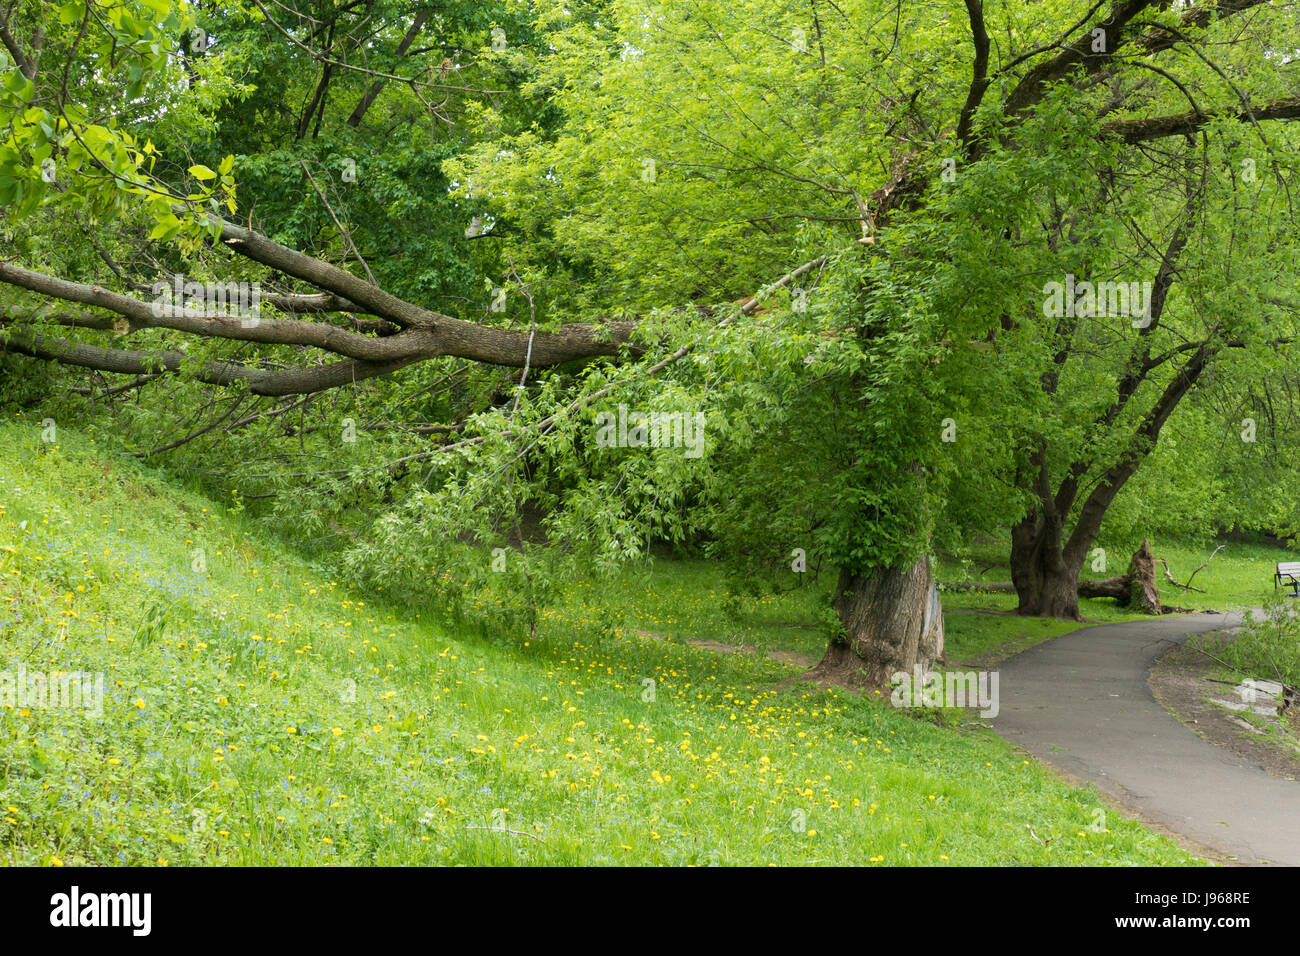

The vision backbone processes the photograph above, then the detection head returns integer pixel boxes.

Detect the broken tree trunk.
[1078,539,1162,614]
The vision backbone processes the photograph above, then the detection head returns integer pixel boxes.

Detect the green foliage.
[0,0,248,239]
[1205,595,1300,689]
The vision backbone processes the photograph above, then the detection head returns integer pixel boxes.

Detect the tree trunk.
[1016,572,1082,619]
[802,555,944,692]
[1010,516,1083,620]
[1125,539,1162,613]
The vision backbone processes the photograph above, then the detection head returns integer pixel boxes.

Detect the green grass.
[0,415,1206,865]
[555,557,834,663]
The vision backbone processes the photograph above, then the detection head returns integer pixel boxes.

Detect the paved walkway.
[991,611,1300,865]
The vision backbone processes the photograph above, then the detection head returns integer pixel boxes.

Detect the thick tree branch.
[0,256,642,381]
[1103,96,1300,143]
[1063,343,1215,566]
[1138,0,1270,55]
[1051,173,1201,518]
[216,222,641,365]
[1002,0,1159,120]
[346,10,430,128]
[0,21,31,78]
[0,260,428,362]
[216,219,444,329]
[955,0,992,153]
[0,327,429,396]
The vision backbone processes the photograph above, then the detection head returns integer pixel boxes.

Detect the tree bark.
[1010,512,1083,620]
[802,555,944,692]
[1129,541,1165,612]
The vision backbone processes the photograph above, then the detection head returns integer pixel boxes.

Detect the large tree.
[2,0,1299,689]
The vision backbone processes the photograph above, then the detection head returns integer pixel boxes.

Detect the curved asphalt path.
[991,611,1300,866]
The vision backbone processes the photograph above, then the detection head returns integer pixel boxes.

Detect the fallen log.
[943,581,1016,593]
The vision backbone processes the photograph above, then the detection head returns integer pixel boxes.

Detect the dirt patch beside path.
[1148,638,1300,783]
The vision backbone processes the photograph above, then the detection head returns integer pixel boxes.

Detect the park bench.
[1275,561,1300,597]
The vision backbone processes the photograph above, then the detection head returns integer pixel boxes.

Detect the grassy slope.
[0,416,1201,865]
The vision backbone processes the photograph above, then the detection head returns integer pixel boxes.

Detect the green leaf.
[57,1,83,26]
[126,64,144,100]
[149,213,182,240]
[188,164,217,180]
[3,71,34,103]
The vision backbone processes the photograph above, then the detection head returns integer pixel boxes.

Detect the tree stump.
[1076,539,1162,613]
[1125,539,1162,614]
